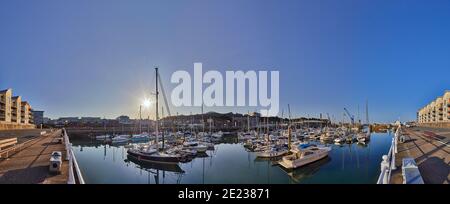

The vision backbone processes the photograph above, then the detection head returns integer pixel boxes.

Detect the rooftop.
[0,88,12,93]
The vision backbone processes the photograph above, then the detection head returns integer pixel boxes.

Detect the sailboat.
[127,67,181,164]
[357,101,371,143]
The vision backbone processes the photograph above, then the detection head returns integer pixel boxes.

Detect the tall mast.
[247,111,250,132]
[366,99,369,125]
[155,67,159,150]
[202,103,205,133]
[147,116,150,133]
[139,105,142,133]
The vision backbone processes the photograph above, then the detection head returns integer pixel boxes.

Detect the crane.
[344,108,355,125]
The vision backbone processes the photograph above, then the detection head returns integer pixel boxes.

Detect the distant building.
[80,117,102,124]
[43,117,51,124]
[116,115,132,124]
[418,90,450,124]
[32,110,44,126]
[57,117,80,124]
[249,112,261,117]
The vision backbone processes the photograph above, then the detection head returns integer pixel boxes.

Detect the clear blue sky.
[1,0,449,123]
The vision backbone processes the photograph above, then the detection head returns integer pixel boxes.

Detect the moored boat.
[278,145,331,169]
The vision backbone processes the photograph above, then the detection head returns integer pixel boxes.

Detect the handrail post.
[391,136,397,171]
[380,155,390,184]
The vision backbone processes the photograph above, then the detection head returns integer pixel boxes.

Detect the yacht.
[131,132,150,142]
[95,134,111,140]
[334,137,345,143]
[111,135,130,144]
[127,67,181,164]
[278,144,331,169]
[183,141,208,153]
[356,132,370,143]
[127,145,181,164]
[255,145,288,158]
[212,131,223,139]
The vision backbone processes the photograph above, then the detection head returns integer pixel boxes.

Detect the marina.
[70,131,392,184]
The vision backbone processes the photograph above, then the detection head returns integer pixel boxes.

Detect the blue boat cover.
[299,144,310,149]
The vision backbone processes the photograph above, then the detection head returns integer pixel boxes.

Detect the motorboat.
[334,137,345,143]
[111,135,130,144]
[183,141,208,153]
[255,146,288,158]
[278,145,331,169]
[95,134,111,140]
[356,132,370,143]
[345,134,355,143]
[212,131,223,139]
[131,133,150,142]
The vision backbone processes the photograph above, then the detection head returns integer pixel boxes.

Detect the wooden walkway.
[0,130,68,184]
[391,127,450,184]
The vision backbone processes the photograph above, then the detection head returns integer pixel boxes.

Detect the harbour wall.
[0,122,35,130]
[418,122,450,129]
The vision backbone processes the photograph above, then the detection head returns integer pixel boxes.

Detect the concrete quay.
[0,129,68,184]
[391,126,449,184]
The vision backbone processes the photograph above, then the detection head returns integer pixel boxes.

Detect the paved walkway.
[391,127,450,184]
[0,130,68,184]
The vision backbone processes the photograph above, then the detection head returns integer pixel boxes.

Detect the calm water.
[71,132,392,184]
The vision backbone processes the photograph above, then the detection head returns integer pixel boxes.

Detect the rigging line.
[158,72,172,117]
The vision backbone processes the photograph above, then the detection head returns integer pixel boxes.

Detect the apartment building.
[417,90,450,125]
[0,88,36,129]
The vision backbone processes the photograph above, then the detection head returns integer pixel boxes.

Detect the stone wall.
[418,122,450,129]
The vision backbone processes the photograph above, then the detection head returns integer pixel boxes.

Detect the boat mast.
[247,111,250,133]
[202,103,205,133]
[155,67,159,150]
[139,105,142,133]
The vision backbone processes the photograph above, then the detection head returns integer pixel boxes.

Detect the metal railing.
[376,125,399,184]
[62,128,85,184]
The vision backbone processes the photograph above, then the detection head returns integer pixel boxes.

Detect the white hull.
[279,147,331,169]
[185,145,208,153]
[255,150,288,158]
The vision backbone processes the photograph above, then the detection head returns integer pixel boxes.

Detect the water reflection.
[71,132,392,184]
[283,157,332,183]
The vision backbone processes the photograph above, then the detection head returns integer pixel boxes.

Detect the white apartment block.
[418,90,450,124]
